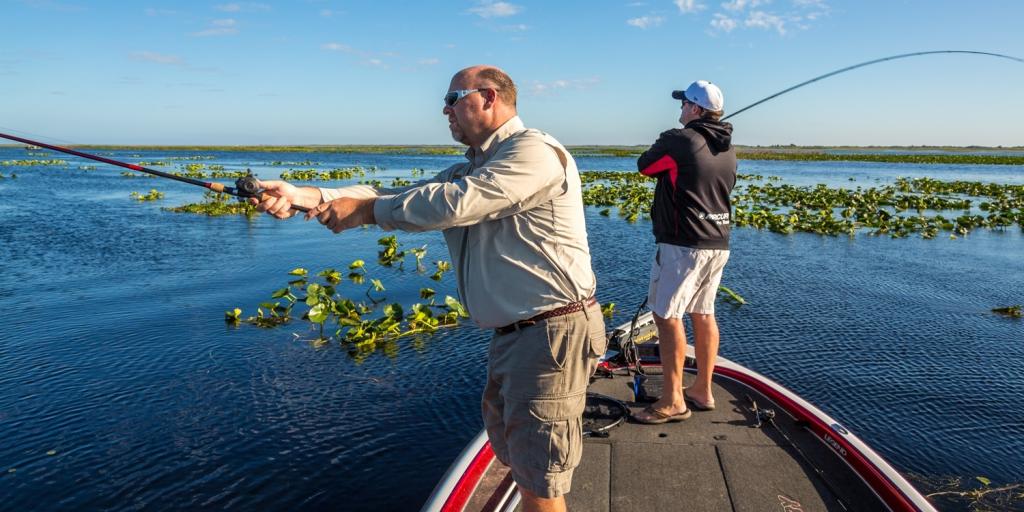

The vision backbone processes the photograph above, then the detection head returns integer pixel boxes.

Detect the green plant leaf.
[419,288,436,300]
[270,287,289,299]
[384,303,403,319]
[371,279,385,292]
[976,476,991,486]
[349,260,365,270]
[308,303,328,323]
[288,267,308,276]
[445,296,469,318]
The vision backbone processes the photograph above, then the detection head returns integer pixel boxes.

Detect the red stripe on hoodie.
[639,154,678,190]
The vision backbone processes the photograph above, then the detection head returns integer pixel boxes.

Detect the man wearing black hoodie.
[633,80,737,424]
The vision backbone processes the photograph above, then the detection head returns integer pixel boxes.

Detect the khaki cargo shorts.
[648,243,730,318]
[481,301,607,498]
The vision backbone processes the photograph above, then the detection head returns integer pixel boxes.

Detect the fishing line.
[723,50,1024,121]
[0,131,308,213]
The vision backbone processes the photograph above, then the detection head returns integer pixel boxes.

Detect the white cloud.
[710,13,737,32]
[322,42,356,53]
[467,1,521,18]
[130,51,184,65]
[418,58,440,65]
[320,9,334,17]
[322,43,392,68]
[527,77,600,96]
[745,10,786,34]
[674,0,706,13]
[214,2,268,12]
[191,18,238,36]
[721,0,767,11]
[498,23,530,31]
[627,15,663,28]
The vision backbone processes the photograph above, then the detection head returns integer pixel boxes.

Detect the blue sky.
[1,0,1022,146]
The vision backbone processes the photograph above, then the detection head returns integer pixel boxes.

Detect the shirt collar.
[466,116,525,167]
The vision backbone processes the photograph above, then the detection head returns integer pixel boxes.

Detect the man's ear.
[483,88,498,108]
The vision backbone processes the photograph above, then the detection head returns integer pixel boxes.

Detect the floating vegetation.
[227,240,468,353]
[718,286,746,305]
[137,161,170,166]
[410,168,426,177]
[71,144,467,155]
[130,189,164,202]
[280,167,368,181]
[735,151,1024,166]
[269,159,320,166]
[918,474,1024,511]
[164,191,258,216]
[601,302,616,318]
[566,146,1024,165]
[1,159,67,166]
[121,171,155,178]
[992,305,1022,318]
[209,169,251,179]
[580,170,1024,238]
[390,178,412,187]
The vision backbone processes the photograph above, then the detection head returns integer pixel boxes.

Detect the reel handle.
[235,174,309,213]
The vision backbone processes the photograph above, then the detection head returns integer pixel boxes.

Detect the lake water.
[1,147,1022,511]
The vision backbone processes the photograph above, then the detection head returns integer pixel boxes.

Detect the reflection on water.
[1,148,1022,510]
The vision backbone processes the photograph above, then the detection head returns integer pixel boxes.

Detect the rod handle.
[257,192,310,213]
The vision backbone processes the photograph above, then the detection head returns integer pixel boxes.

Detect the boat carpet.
[496,370,886,511]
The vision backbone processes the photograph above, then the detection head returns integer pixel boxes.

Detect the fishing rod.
[722,50,1024,121]
[0,131,308,213]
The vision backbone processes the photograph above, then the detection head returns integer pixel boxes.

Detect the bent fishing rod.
[0,131,308,213]
[722,50,1024,121]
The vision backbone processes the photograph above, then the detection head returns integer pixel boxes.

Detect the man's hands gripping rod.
[249,180,377,233]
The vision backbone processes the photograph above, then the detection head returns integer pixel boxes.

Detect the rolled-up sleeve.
[374,136,567,232]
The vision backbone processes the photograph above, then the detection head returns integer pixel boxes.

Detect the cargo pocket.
[544,316,573,370]
[587,314,608,358]
[526,394,585,472]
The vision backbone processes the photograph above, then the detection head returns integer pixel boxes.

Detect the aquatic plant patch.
[580,170,1024,239]
[165,191,258,217]
[226,238,467,354]
[130,189,165,202]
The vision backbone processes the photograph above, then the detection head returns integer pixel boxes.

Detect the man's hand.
[305,197,377,233]
[250,179,303,219]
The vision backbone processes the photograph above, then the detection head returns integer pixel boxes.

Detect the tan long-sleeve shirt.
[319,116,596,328]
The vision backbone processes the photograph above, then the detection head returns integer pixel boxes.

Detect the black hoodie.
[637,119,737,249]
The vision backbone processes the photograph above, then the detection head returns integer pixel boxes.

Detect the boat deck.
[468,369,886,512]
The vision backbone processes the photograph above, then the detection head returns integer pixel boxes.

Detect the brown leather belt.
[494,297,598,336]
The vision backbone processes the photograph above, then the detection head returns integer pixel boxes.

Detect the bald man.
[253,66,604,512]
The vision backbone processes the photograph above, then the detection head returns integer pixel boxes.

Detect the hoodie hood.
[686,119,733,152]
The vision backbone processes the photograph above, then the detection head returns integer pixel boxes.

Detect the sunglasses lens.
[444,92,457,107]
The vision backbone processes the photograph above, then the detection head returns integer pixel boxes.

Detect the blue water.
[1,148,1022,511]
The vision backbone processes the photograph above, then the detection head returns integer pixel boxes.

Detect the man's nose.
[442,105,453,116]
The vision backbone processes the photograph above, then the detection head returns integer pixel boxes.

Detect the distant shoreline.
[5,144,1024,165]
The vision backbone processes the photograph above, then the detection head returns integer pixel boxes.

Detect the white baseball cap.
[671,80,724,112]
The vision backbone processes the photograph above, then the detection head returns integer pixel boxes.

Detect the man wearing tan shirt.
[252,65,604,512]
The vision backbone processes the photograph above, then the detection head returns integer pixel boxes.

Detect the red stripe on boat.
[714,365,920,511]
[441,441,495,512]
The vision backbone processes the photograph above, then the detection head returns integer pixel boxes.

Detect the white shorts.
[647,243,730,318]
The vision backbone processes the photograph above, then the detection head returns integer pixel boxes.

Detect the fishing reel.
[234,171,261,200]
